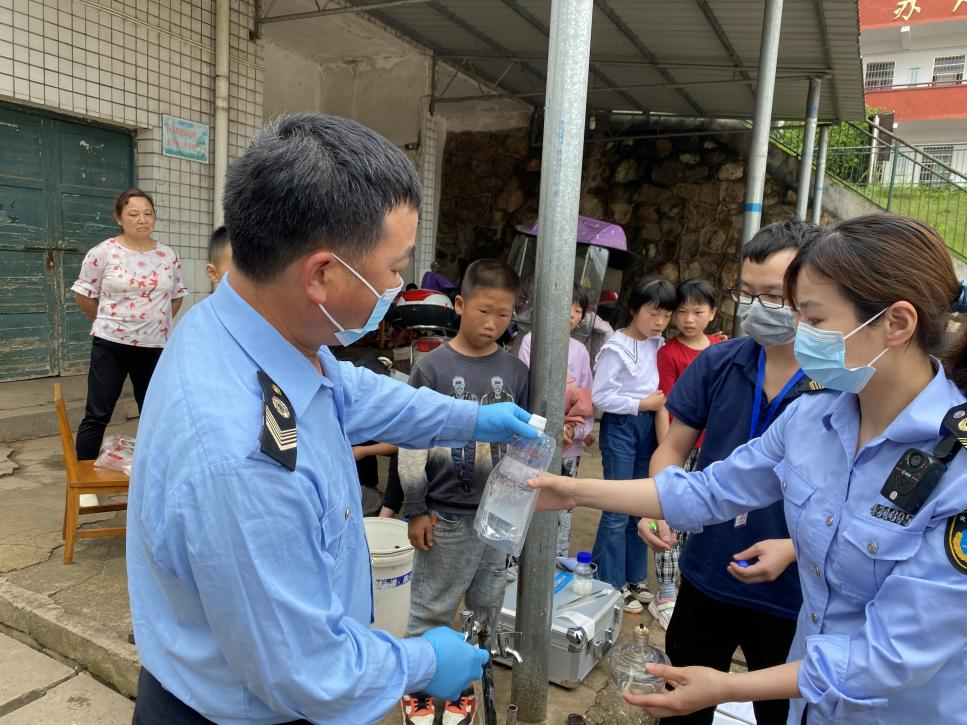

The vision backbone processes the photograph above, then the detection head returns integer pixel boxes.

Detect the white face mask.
[318,253,403,346]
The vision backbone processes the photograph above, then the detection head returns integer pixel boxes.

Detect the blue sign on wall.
[161,115,210,163]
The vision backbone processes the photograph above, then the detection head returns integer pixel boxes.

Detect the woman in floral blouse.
[72,189,188,461]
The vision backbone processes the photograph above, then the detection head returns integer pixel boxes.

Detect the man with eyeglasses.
[638,220,824,725]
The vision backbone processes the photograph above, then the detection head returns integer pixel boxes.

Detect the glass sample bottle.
[607,624,669,696]
[572,551,595,595]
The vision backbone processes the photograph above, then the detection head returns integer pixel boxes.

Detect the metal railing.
[771,120,967,260]
[865,79,967,92]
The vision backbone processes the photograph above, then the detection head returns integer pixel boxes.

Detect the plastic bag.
[94,435,135,475]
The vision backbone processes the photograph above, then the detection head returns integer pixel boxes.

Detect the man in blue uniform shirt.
[127,113,536,724]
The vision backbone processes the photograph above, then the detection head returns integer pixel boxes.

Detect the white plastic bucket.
[363,517,414,639]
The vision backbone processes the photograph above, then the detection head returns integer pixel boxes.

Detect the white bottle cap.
[528,414,547,433]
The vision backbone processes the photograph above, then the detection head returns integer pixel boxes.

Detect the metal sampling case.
[494,571,624,689]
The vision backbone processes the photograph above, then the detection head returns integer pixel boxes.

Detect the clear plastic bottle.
[572,551,595,595]
[474,415,556,557]
[607,624,669,696]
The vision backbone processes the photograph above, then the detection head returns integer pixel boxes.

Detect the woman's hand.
[727,538,797,584]
[637,518,675,551]
[624,664,730,719]
[528,474,579,511]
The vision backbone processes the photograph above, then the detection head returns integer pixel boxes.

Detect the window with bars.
[919,145,954,186]
[932,55,965,85]
[865,61,895,89]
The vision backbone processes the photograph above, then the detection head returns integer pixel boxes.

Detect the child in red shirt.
[649,279,723,630]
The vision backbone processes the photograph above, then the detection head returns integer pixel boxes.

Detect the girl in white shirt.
[591,277,675,613]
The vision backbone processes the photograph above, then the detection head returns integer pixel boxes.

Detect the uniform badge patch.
[944,509,967,575]
[257,370,297,471]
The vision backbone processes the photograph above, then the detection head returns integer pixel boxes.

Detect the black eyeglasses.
[728,288,786,309]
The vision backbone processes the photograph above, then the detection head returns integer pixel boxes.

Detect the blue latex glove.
[471,402,538,443]
[422,627,490,702]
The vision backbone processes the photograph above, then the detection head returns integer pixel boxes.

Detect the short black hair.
[741,219,821,263]
[572,284,590,317]
[629,276,677,314]
[460,259,521,300]
[223,113,422,282]
[677,278,716,308]
[209,225,230,264]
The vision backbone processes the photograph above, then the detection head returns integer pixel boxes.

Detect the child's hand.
[562,423,575,447]
[638,518,675,551]
[639,390,666,412]
[408,514,434,551]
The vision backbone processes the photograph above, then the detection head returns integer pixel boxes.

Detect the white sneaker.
[79,494,99,508]
[620,586,644,614]
[648,597,676,630]
[629,582,654,604]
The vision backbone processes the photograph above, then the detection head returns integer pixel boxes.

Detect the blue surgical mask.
[319,253,403,346]
[794,308,890,393]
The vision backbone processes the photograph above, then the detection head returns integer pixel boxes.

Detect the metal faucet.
[461,610,523,725]
[496,631,523,663]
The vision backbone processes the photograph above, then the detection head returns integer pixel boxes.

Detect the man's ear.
[205,263,217,285]
[303,250,336,305]
[454,294,464,316]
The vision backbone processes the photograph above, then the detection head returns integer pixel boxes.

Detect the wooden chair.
[54,384,129,564]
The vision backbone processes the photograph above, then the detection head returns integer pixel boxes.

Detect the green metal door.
[0,104,134,382]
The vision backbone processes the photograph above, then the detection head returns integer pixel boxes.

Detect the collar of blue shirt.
[820,359,956,445]
[210,276,333,419]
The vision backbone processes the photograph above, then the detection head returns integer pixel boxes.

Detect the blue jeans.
[592,411,657,590]
[406,510,507,639]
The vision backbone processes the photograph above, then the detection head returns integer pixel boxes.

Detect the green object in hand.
[648,521,659,534]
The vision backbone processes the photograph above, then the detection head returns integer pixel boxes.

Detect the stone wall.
[437,127,830,327]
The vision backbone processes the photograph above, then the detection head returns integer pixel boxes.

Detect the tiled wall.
[0,0,264,308]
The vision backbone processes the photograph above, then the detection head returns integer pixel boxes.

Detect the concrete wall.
[262,40,321,118]
[0,0,264,312]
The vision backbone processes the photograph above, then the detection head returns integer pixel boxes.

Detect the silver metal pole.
[213,0,230,227]
[867,113,881,185]
[811,125,830,225]
[512,0,591,720]
[795,77,822,220]
[735,0,783,337]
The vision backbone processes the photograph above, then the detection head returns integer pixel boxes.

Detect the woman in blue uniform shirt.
[531,213,967,723]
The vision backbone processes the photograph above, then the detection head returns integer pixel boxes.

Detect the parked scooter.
[392,287,458,371]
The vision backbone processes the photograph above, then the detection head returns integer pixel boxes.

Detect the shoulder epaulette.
[257,369,297,471]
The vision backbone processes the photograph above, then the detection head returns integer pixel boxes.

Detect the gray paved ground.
[0,631,133,724]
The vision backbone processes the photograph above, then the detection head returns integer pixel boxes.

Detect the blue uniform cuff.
[655,467,705,533]
[799,634,887,718]
[402,637,437,694]
[434,398,478,447]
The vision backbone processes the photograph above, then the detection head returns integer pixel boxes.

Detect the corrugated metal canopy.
[313,0,865,121]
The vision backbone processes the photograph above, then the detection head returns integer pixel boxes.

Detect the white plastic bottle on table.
[571,551,595,595]
[474,414,556,557]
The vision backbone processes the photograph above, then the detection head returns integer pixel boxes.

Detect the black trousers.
[132,669,312,725]
[383,453,404,513]
[662,577,798,725]
[75,336,162,460]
